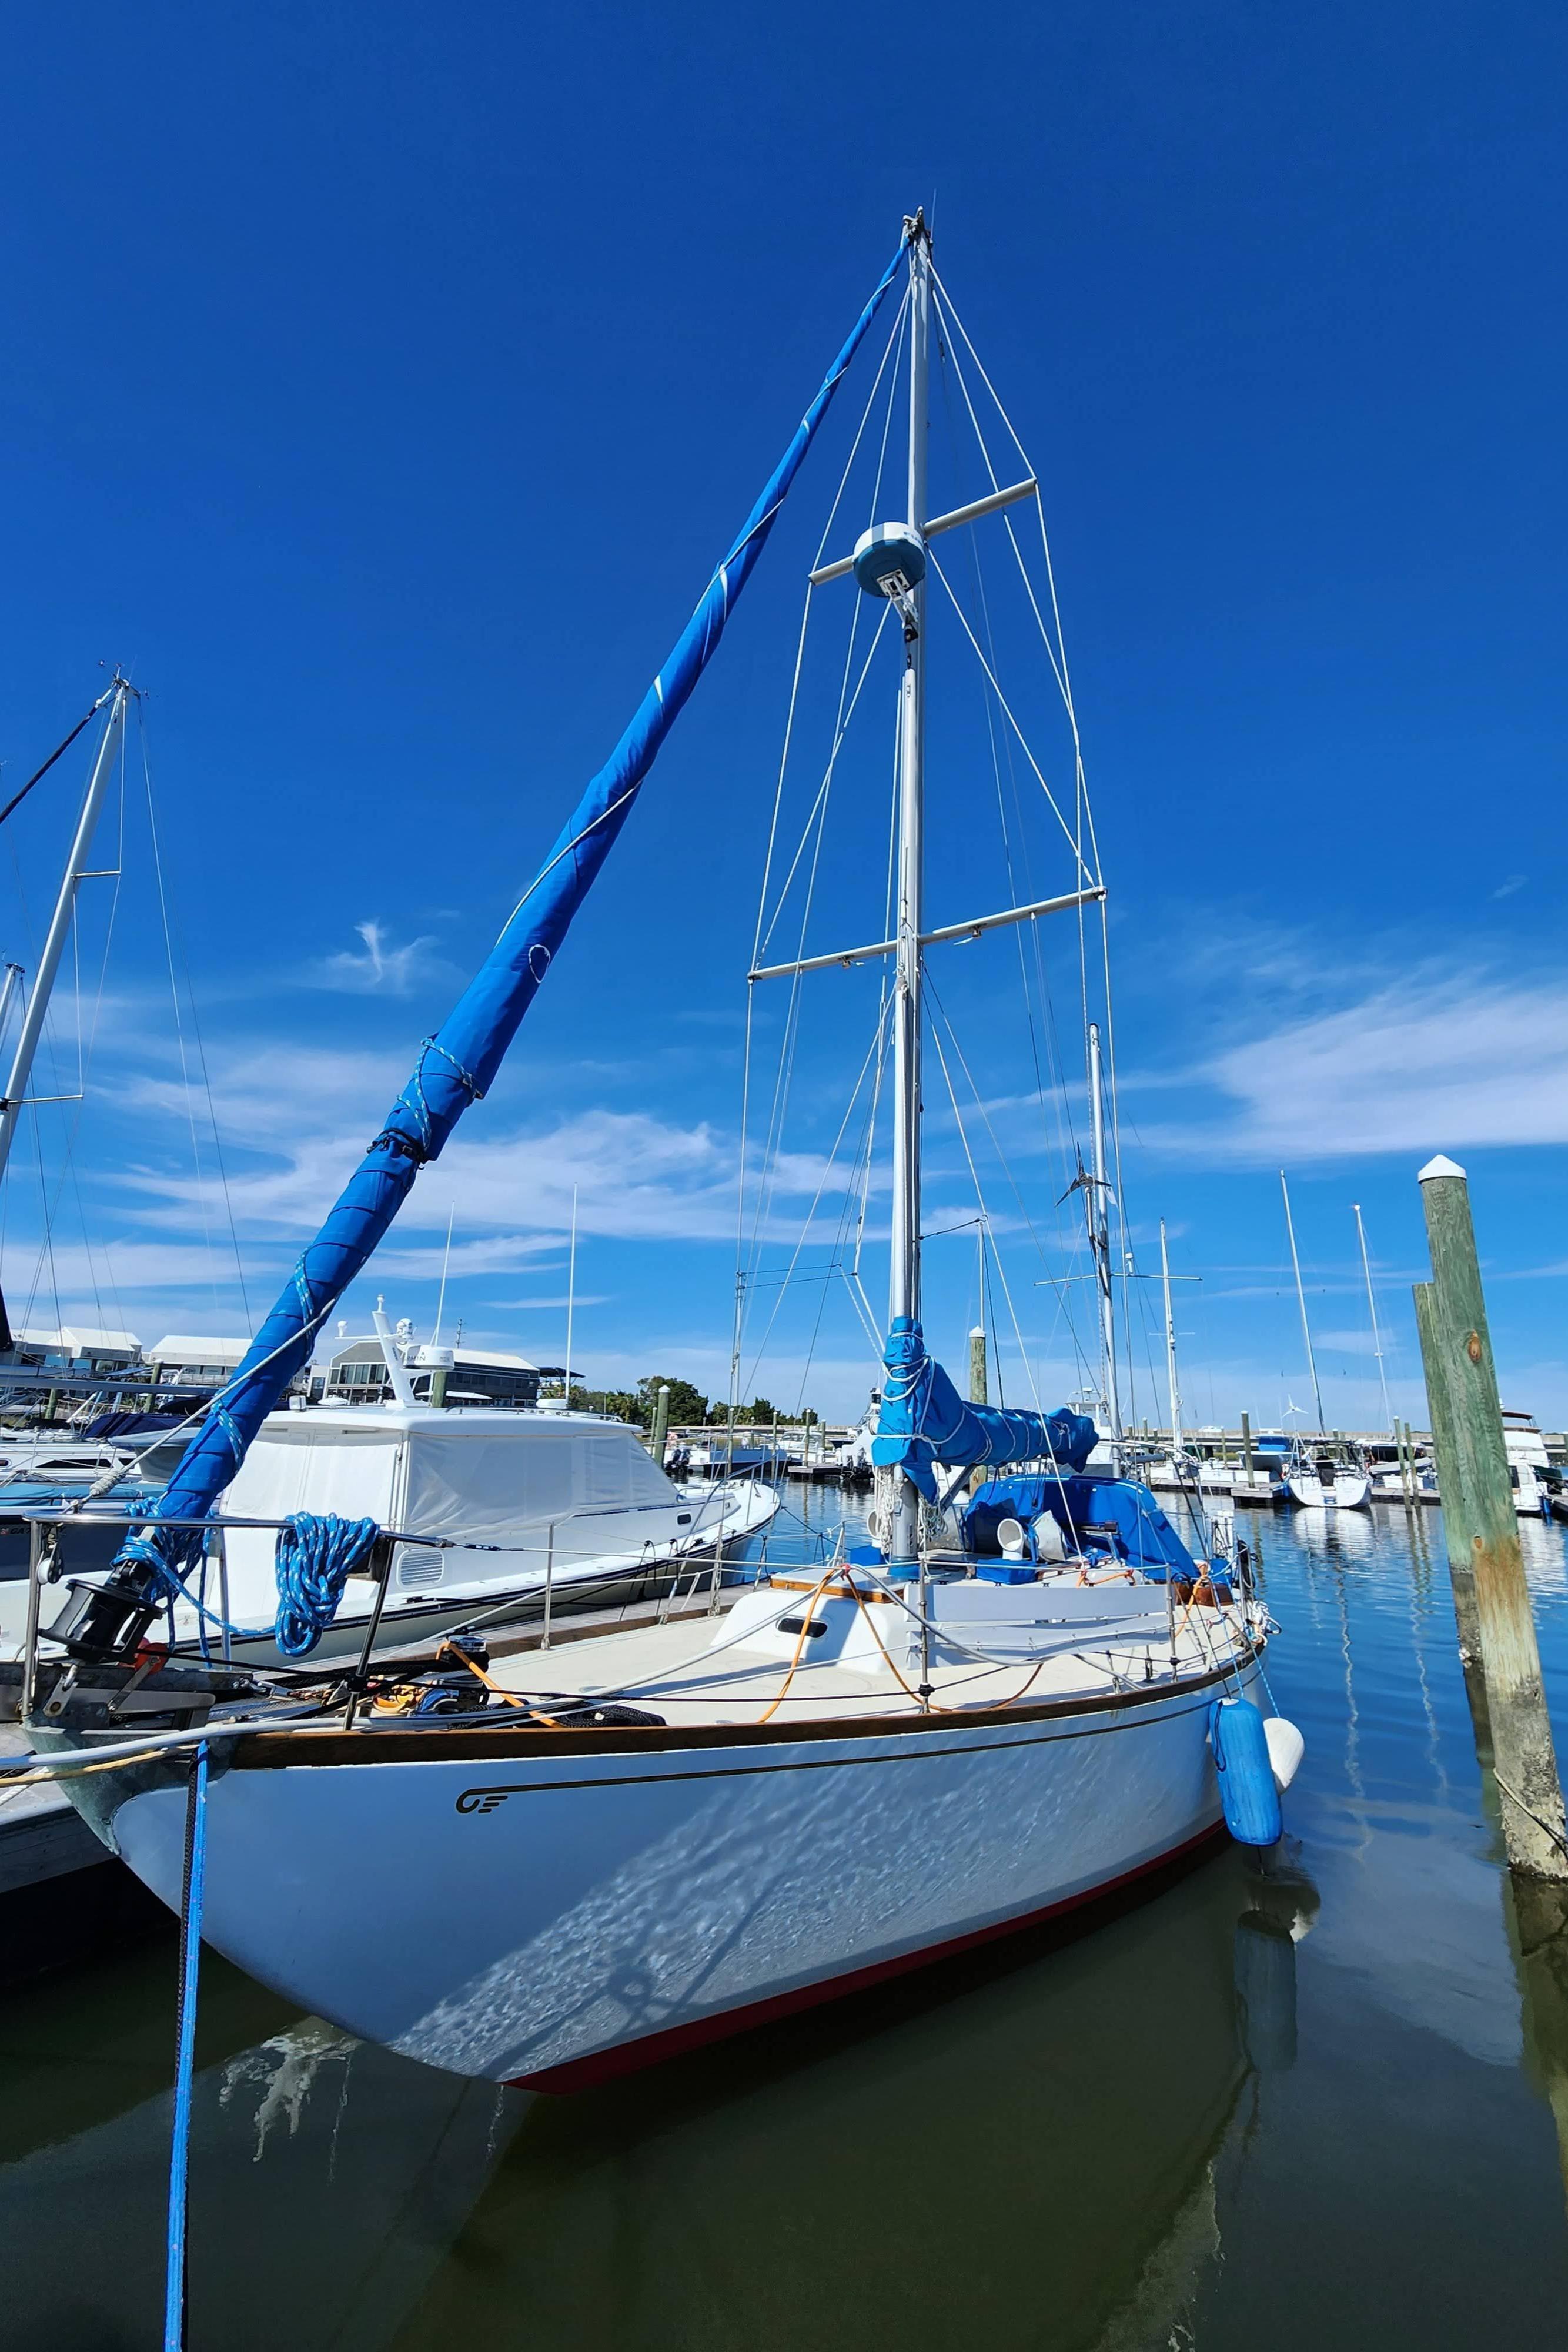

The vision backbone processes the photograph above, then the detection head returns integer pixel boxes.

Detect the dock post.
[1414,1283,1482,1665]
[1241,1411,1255,1488]
[1416,1156,1568,1880]
[969,1326,988,1496]
[650,1383,671,1467]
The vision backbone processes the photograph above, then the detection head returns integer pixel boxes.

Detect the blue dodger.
[121,237,911,1583]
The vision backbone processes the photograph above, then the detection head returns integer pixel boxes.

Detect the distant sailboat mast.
[1280,1169,1326,1431]
[1352,1201,1394,1436]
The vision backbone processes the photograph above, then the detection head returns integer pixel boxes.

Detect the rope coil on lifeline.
[119,1512,379,1656]
[272,1514,380,1658]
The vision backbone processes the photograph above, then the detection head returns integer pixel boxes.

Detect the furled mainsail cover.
[129,237,911,1569]
[871,1316,1098,1501]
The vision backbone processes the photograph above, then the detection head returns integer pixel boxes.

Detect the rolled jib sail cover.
[1210,1697,1284,1847]
[852,522,927,596]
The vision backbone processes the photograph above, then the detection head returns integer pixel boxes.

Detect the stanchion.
[165,1740,209,2352]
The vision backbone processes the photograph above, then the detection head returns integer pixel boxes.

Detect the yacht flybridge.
[16,215,1300,2093]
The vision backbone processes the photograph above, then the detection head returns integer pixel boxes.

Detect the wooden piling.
[650,1382,671,1467]
[1241,1411,1255,1485]
[1414,1282,1481,1658]
[1417,1155,1568,1880]
[968,1327,988,1496]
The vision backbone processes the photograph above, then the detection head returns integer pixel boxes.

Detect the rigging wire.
[0,691,112,832]
[733,303,911,1418]
[14,723,129,1357]
[929,266,1135,1431]
[137,710,252,1330]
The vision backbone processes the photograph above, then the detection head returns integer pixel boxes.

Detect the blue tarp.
[124,237,911,1578]
[964,1472,1201,1579]
[870,1316,1098,1501]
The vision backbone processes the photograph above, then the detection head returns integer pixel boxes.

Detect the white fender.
[1263,1715,1305,1792]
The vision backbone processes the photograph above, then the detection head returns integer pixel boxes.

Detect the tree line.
[541,1374,819,1428]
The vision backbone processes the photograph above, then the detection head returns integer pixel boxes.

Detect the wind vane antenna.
[432,1203,455,1348]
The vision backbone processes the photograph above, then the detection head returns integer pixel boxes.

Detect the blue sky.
[3,1,1565,1428]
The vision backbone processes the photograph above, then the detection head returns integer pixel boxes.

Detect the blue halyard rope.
[272,1514,380,1657]
[119,1513,380,1655]
[165,1740,208,2352]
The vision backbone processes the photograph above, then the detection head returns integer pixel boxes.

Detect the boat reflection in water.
[0,1843,1316,2350]
[404,1841,1319,2352]
[0,1949,519,2351]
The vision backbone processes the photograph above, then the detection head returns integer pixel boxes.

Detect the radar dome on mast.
[851,521,927,597]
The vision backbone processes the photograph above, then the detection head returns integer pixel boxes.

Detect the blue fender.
[1211,1697,1283,1846]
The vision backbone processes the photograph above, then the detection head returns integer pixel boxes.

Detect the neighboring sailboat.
[1279,1171,1369,1510]
[27,216,1300,2093]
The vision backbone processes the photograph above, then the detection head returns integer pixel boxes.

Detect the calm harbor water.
[6,1491,1568,2348]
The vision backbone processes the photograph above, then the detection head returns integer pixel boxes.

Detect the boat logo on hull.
[456,1786,519,1815]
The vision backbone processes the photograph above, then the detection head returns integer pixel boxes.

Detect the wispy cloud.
[309,920,443,995]
[1138,965,1568,1165]
[106,1036,851,1251]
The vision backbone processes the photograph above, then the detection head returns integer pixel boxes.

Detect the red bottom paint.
[511,1819,1227,2094]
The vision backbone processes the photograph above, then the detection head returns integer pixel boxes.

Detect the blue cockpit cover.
[126,239,911,1574]
[870,1316,1098,1501]
[964,1473,1201,1579]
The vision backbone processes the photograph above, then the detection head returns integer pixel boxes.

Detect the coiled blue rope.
[272,1513,380,1658]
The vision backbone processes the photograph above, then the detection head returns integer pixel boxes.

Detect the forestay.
[122,233,912,1586]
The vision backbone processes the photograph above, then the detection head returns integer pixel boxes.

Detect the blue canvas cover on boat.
[870,1316,1097,1501]
[123,238,910,1576]
[964,1472,1201,1579]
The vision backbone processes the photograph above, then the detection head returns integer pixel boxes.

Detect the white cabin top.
[219,1402,679,1585]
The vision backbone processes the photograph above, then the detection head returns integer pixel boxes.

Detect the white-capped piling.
[1415,1155,1567,1881]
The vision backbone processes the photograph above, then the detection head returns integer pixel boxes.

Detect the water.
[6,1493,1568,2348]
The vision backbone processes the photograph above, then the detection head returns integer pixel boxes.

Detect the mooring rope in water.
[165,1739,208,2352]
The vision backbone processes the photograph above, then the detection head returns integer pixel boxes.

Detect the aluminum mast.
[1087,1020,1122,1457]
[0,679,129,1190]
[1159,1217,1182,1458]
[1353,1200,1394,1435]
[885,213,931,1572]
[1280,1169,1325,1431]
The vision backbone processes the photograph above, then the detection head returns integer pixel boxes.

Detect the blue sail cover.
[871,1316,1098,1501]
[128,238,910,1573]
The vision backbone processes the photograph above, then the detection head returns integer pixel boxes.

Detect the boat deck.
[480,1586,1253,1730]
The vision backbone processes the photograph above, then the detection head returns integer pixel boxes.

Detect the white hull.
[1285,1471,1370,1511]
[85,1652,1260,2091]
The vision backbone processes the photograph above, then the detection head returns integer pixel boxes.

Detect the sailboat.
[1278,1172,1370,1510]
[25,215,1301,2092]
